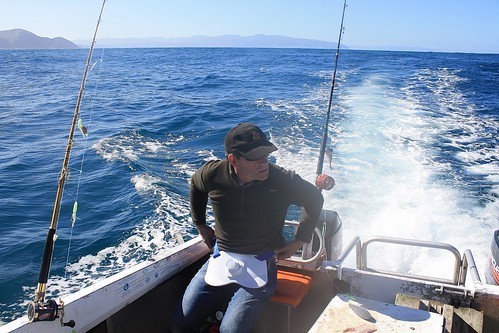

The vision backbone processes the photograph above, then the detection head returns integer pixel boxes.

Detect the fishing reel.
[316,174,335,191]
[27,299,75,328]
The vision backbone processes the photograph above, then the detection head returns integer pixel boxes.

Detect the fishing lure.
[71,201,78,226]
[78,118,88,137]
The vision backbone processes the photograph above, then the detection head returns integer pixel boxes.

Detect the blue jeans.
[172,258,277,333]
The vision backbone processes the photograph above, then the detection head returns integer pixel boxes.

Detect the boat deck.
[310,293,444,332]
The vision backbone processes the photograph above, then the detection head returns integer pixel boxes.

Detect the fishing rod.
[27,0,107,326]
[315,0,347,187]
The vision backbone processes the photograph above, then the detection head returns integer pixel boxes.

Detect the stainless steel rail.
[362,236,462,285]
[282,221,324,264]
[322,236,360,280]
[462,249,482,284]
[324,236,482,286]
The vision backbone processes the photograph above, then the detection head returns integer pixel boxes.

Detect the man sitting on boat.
[171,123,324,333]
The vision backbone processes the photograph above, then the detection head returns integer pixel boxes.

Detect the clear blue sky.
[1,0,498,53]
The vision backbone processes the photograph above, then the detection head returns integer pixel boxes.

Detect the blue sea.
[0,48,498,324]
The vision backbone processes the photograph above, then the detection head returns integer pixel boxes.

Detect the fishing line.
[316,0,347,177]
[64,50,105,278]
[313,0,348,291]
[28,0,107,325]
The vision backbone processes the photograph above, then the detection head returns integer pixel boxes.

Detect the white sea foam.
[94,137,139,163]
[93,132,167,164]
[273,69,497,282]
[196,149,218,162]
[143,140,162,153]
[131,173,159,192]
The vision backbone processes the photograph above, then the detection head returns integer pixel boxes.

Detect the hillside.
[0,29,79,49]
[78,34,338,49]
[0,29,339,49]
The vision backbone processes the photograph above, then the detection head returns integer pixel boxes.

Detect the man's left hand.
[275,239,305,259]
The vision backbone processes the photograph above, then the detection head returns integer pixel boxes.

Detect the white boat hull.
[1,238,208,333]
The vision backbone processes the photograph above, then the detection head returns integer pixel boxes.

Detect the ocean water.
[0,48,498,324]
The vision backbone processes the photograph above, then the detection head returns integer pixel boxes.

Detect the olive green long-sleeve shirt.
[190,159,324,254]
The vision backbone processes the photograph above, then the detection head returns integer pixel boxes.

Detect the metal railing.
[323,236,483,286]
[362,236,461,285]
[461,249,482,285]
[282,221,324,264]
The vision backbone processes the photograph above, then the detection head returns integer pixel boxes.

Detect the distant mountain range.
[81,34,338,49]
[0,29,79,49]
[0,29,339,49]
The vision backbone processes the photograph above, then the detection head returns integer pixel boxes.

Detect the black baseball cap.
[224,123,277,160]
